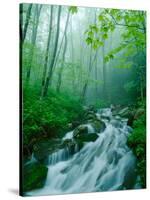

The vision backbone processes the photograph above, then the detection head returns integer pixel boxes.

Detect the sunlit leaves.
[98,14,104,21]
[85,7,146,63]
[102,33,108,39]
[86,37,93,45]
[104,53,114,63]
[69,6,78,14]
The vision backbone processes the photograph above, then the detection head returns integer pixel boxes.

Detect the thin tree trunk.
[56,33,67,92]
[22,4,33,43]
[81,47,98,101]
[95,54,98,99]
[42,6,62,97]
[41,6,53,97]
[26,5,42,81]
[70,16,76,92]
[102,40,107,100]
[49,9,70,87]
[107,32,113,102]
[54,10,70,68]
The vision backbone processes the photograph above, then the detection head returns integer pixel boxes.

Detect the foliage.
[85,9,146,55]
[69,6,78,14]
[23,162,48,192]
[23,86,83,146]
[127,100,146,187]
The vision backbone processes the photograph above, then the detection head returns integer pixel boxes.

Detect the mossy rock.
[23,163,48,192]
[85,113,96,120]
[76,133,99,142]
[62,139,76,154]
[91,120,106,133]
[33,139,63,162]
[73,125,88,138]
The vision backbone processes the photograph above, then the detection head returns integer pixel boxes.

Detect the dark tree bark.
[41,6,53,97]
[26,5,42,81]
[22,4,33,43]
[42,6,62,97]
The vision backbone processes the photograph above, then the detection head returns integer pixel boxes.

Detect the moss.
[76,133,98,142]
[23,163,48,192]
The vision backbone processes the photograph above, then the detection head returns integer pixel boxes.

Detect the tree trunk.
[70,16,76,92]
[56,33,67,92]
[22,4,33,43]
[102,40,107,100]
[81,47,98,101]
[54,10,70,69]
[41,6,53,97]
[42,6,62,97]
[26,5,42,82]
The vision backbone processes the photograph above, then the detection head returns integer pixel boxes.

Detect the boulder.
[33,139,62,162]
[23,163,48,192]
[73,125,88,138]
[118,107,129,118]
[91,119,106,133]
[134,108,145,120]
[85,113,96,120]
[76,133,99,142]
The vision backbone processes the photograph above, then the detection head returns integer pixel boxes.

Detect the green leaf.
[86,37,93,45]
[69,6,78,14]
[102,33,108,39]
[98,14,104,21]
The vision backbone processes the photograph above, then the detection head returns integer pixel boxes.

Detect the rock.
[23,163,48,192]
[73,125,88,138]
[134,108,145,120]
[62,139,82,154]
[71,120,81,129]
[127,112,135,127]
[85,113,96,120]
[33,139,62,162]
[91,120,106,133]
[88,105,96,112]
[118,107,129,118]
[76,133,99,142]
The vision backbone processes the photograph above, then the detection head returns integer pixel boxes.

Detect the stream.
[27,108,141,196]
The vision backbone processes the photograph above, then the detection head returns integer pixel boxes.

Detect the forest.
[20,3,146,196]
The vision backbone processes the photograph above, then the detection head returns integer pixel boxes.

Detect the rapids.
[27,108,141,196]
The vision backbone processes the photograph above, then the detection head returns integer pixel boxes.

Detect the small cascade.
[48,148,70,165]
[27,107,140,196]
[25,153,37,165]
[63,131,74,140]
[86,124,95,133]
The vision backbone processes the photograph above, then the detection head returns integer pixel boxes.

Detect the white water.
[27,108,139,196]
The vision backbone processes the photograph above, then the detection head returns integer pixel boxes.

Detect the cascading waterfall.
[27,108,141,196]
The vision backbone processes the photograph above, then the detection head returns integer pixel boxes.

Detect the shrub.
[127,101,146,187]
[23,87,83,147]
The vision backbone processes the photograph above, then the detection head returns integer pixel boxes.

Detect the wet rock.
[33,139,62,162]
[85,113,97,120]
[118,107,129,118]
[73,125,88,138]
[91,119,106,133]
[23,163,48,192]
[76,133,99,142]
[134,108,145,120]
